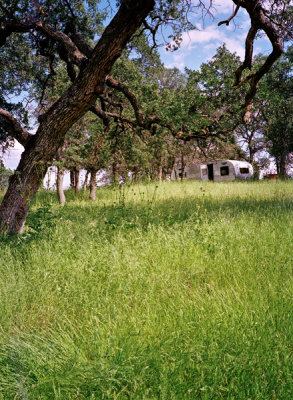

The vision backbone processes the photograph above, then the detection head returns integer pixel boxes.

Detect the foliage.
[0,165,13,190]
[255,47,293,176]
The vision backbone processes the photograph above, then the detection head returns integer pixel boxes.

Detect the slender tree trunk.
[0,0,155,234]
[170,159,176,180]
[83,170,89,192]
[89,170,97,201]
[74,168,80,193]
[112,161,118,185]
[56,166,66,206]
[180,151,185,182]
[70,169,75,189]
[133,166,139,183]
[248,144,254,165]
[158,165,163,182]
[278,154,287,179]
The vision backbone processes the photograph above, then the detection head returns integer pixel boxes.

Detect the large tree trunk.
[0,0,155,234]
[56,166,66,206]
[0,155,45,234]
[89,170,97,201]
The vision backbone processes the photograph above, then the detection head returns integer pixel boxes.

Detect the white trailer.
[173,160,253,182]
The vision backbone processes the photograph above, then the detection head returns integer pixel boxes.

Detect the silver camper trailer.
[173,160,253,182]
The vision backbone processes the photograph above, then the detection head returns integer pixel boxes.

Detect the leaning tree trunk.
[56,166,66,206]
[89,170,97,201]
[0,0,155,234]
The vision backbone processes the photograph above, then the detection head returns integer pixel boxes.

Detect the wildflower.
[103,217,107,221]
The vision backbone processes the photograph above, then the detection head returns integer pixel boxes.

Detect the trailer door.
[207,164,214,181]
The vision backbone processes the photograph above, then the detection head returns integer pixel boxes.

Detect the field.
[0,181,292,399]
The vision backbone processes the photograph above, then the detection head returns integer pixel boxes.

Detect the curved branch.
[105,75,146,126]
[218,4,240,26]
[36,22,87,67]
[228,1,284,122]
[65,24,94,58]
[234,24,258,86]
[0,109,31,147]
[0,18,87,68]
[0,17,39,46]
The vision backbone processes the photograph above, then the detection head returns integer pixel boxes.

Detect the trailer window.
[240,167,249,174]
[220,166,229,176]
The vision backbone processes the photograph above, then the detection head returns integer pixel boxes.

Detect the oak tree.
[0,0,289,233]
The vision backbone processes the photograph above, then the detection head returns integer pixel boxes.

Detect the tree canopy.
[0,0,292,234]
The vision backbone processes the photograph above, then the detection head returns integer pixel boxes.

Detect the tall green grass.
[0,181,292,399]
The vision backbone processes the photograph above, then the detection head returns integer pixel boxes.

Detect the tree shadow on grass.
[58,193,293,236]
[1,192,293,248]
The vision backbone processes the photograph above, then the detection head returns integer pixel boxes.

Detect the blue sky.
[160,0,272,70]
[2,0,274,170]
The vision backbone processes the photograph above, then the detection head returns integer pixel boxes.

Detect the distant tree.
[0,164,13,191]
[257,47,293,178]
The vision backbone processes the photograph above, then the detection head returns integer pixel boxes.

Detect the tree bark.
[158,165,163,183]
[0,0,155,234]
[56,166,66,206]
[277,155,287,179]
[170,158,176,180]
[70,168,75,189]
[74,168,80,193]
[112,160,118,185]
[89,170,97,201]
[180,151,185,182]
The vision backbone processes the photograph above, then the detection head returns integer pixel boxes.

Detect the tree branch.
[218,4,240,26]
[0,18,87,68]
[229,1,284,122]
[106,75,146,126]
[36,22,87,67]
[0,109,31,147]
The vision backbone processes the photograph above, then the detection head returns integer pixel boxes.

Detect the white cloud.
[163,22,246,70]
[165,53,186,70]
[183,24,245,56]
[192,0,236,16]
[212,0,234,14]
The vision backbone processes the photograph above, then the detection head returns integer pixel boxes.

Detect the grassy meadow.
[0,180,292,399]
